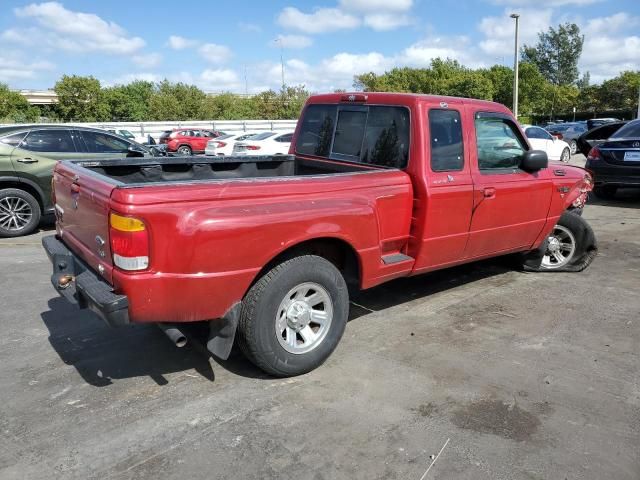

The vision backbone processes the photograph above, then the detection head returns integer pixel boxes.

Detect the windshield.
[120,130,134,139]
[250,132,277,141]
[610,121,640,139]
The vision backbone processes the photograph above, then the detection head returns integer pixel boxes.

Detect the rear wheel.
[569,140,577,155]
[592,185,617,200]
[177,145,192,155]
[0,188,41,238]
[237,255,349,377]
[560,147,570,162]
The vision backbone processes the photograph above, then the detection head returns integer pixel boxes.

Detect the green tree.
[148,80,206,120]
[54,75,109,121]
[0,84,38,123]
[103,81,154,121]
[596,71,640,111]
[521,23,584,86]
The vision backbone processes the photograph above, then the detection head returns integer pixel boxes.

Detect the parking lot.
[0,154,638,480]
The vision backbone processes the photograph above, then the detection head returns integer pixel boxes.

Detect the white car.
[205,132,264,156]
[107,128,149,145]
[232,131,294,156]
[523,125,571,162]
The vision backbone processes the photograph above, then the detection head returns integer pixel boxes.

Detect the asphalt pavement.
[1,155,639,479]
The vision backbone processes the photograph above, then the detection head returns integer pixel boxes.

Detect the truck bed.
[74,155,370,185]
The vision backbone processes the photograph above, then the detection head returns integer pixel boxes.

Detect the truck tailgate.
[53,161,116,284]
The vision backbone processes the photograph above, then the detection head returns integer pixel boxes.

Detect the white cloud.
[339,0,413,12]
[0,54,54,83]
[580,13,640,82]
[272,34,313,49]
[167,35,197,50]
[198,43,232,63]
[200,69,239,84]
[363,13,412,31]
[278,7,361,33]
[478,8,553,57]
[9,2,144,54]
[132,53,162,68]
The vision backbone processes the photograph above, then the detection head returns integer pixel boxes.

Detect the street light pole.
[510,13,520,119]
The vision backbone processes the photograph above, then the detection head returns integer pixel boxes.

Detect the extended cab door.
[411,105,474,272]
[464,111,553,258]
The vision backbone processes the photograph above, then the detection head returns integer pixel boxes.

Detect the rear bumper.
[42,235,129,327]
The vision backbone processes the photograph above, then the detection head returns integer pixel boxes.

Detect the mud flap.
[207,303,241,360]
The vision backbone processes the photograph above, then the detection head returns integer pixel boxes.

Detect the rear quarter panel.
[110,169,413,322]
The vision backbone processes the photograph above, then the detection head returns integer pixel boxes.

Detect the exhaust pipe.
[158,323,187,347]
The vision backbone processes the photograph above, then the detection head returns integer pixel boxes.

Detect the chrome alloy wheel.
[0,196,32,231]
[275,282,333,354]
[542,225,576,269]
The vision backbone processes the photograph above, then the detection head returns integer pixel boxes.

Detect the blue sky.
[0,0,638,93]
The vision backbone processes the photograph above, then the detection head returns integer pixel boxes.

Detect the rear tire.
[560,147,570,162]
[519,211,597,272]
[592,185,617,200]
[177,145,192,156]
[0,188,41,238]
[237,255,349,377]
[569,140,577,155]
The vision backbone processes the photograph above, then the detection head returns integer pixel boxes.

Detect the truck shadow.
[41,258,512,384]
[41,297,217,386]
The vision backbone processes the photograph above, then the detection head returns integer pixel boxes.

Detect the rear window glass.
[251,132,276,141]
[295,104,410,169]
[611,121,640,139]
[215,134,233,140]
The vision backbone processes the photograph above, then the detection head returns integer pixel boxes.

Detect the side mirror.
[127,144,146,157]
[521,149,548,172]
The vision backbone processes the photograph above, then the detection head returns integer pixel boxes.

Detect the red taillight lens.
[552,133,563,140]
[246,145,261,150]
[587,146,601,162]
[109,212,149,271]
[216,141,227,147]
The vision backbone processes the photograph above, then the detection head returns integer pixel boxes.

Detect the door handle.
[16,157,38,164]
[483,187,496,198]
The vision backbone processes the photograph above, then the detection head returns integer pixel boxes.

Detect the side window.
[21,130,76,153]
[429,109,463,172]
[0,132,28,147]
[525,127,543,139]
[475,116,527,171]
[276,133,293,143]
[81,131,130,153]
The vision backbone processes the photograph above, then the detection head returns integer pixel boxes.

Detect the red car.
[159,128,224,155]
[44,93,596,377]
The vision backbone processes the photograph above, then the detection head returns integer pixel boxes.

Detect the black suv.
[0,125,159,237]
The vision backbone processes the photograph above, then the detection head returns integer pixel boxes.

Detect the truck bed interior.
[77,155,375,185]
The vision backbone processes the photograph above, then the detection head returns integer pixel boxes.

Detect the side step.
[381,253,414,265]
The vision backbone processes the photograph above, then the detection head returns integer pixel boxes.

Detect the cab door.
[464,112,553,258]
[411,105,475,272]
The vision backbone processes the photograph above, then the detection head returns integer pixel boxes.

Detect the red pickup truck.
[43,93,596,376]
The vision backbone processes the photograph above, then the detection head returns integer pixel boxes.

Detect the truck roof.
[306,92,511,114]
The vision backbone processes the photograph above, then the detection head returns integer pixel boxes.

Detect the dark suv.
[0,125,157,237]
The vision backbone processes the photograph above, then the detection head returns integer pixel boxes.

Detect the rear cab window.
[295,104,410,169]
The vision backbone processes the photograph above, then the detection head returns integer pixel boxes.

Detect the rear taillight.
[587,146,601,163]
[246,145,261,150]
[109,212,149,271]
[216,141,227,148]
[552,133,563,140]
